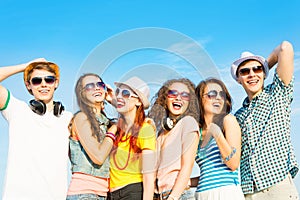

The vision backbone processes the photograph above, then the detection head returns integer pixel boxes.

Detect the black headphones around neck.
[29,100,65,117]
[162,117,176,131]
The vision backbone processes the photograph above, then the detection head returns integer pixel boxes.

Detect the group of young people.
[0,40,298,200]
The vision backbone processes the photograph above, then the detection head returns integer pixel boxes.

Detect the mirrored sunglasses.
[83,81,106,91]
[167,90,190,101]
[115,88,138,99]
[30,76,56,86]
[238,65,263,76]
[204,90,226,100]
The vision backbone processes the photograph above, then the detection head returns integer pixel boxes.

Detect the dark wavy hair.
[195,77,232,131]
[74,73,107,142]
[148,78,200,136]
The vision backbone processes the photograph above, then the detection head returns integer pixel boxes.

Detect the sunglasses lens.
[220,91,226,99]
[31,77,43,85]
[167,90,178,98]
[167,90,190,101]
[31,76,56,85]
[44,76,56,84]
[121,89,131,98]
[84,83,95,91]
[206,90,226,100]
[239,68,251,76]
[239,66,263,76]
[253,66,263,73]
[96,82,106,90]
[180,92,190,100]
[207,90,218,99]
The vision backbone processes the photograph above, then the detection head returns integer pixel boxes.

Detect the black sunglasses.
[30,76,56,86]
[83,81,106,91]
[167,90,190,101]
[238,65,263,76]
[115,88,138,99]
[204,90,226,100]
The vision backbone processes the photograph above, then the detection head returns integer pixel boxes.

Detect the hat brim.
[114,82,150,109]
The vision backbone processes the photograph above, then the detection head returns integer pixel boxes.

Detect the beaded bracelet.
[105,132,116,142]
[222,146,236,163]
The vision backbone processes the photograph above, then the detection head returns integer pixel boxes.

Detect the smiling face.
[202,83,225,115]
[115,85,141,115]
[166,82,190,117]
[81,75,107,106]
[237,60,265,100]
[26,69,58,104]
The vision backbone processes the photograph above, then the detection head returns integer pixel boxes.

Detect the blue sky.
[1,0,300,196]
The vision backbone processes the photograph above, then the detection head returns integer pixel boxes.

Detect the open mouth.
[212,102,221,108]
[172,102,182,110]
[247,79,259,85]
[116,99,125,108]
[39,89,50,94]
[93,91,103,97]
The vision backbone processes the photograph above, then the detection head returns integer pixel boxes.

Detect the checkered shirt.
[235,72,299,194]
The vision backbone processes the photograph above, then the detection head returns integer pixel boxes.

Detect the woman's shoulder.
[73,111,89,122]
[223,113,238,123]
[180,115,198,125]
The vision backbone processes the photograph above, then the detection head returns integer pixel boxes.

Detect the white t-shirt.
[1,93,73,200]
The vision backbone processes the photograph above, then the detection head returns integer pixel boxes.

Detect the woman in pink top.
[148,78,200,200]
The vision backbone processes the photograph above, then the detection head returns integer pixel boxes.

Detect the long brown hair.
[195,77,232,131]
[148,78,200,136]
[74,73,107,142]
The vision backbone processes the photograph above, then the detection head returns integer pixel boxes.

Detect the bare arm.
[73,112,114,165]
[267,41,294,85]
[216,114,241,171]
[211,114,241,171]
[168,131,199,199]
[142,149,156,200]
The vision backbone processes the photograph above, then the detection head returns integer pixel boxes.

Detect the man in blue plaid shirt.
[231,41,299,200]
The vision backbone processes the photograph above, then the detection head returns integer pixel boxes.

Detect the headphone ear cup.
[53,101,65,117]
[162,117,174,131]
[29,100,46,115]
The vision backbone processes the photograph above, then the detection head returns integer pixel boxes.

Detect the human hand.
[105,83,114,102]
[107,124,117,134]
[23,58,47,70]
[207,123,222,140]
[105,83,118,107]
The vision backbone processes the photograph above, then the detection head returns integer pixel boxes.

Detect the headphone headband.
[29,100,64,117]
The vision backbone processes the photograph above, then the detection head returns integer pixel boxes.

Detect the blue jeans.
[66,193,106,200]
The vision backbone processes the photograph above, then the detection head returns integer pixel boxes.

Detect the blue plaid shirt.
[235,72,299,194]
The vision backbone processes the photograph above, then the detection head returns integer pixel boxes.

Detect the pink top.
[156,116,199,192]
[67,173,109,196]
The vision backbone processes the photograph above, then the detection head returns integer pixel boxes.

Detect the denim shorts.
[108,182,143,200]
[66,193,106,200]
